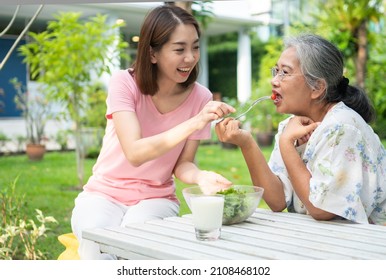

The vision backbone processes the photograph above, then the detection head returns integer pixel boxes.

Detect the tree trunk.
[72,98,85,189]
[175,1,192,13]
[74,121,85,189]
[165,1,193,13]
[355,21,367,89]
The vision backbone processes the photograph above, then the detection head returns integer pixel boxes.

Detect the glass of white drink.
[190,194,224,241]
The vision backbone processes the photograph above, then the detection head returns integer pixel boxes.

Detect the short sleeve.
[187,85,213,140]
[106,70,137,119]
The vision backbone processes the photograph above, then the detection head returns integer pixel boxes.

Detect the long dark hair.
[284,34,375,123]
[131,5,201,96]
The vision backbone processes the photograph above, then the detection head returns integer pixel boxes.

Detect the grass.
[0,143,273,260]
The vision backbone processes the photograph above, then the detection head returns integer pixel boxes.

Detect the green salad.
[217,187,257,225]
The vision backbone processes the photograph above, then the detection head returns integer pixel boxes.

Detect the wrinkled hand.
[197,170,232,195]
[195,101,235,130]
[281,116,320,146]
[215,117,249,147]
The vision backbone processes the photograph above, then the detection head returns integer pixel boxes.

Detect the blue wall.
[0,37,27,118]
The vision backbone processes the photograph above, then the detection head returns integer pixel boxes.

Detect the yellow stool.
[57,233,80,260]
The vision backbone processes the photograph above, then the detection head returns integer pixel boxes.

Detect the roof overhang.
[0,2,263,37]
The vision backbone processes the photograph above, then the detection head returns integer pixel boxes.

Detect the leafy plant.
[312,0,384,89]
[0,130,9,152]
[10,78,52,145]
[0,177,57,260]
[81,83,108,129]
[192,0,214,29]
[54,129,72,151]
[366,32,386,138]
[14,135,27,153]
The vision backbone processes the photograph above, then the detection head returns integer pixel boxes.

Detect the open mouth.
[177,67,191,73]
[272,92,282,104]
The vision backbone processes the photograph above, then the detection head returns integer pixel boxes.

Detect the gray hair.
[283,33,375,123]
[284,34,343,94]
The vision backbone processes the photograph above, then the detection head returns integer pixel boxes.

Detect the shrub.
[0,177,57,260]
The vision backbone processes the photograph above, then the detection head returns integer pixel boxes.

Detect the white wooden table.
[82,208,386,260]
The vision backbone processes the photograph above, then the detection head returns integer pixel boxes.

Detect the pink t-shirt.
[83,69,212,205]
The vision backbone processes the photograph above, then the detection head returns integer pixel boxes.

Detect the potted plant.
[0,130,9,155]
[10,78,52,160]
[246,97,276,146]
[241,88,286,147]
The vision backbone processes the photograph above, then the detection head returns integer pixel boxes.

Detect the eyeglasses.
[271,67,303,81]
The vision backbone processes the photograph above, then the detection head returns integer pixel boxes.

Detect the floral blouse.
[268,102,386,225]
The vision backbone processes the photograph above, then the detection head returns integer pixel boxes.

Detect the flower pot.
[256,132,275,147]
[221,142,238,149]
[26,143,46,161]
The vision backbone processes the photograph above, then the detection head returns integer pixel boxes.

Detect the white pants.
[71,191,179,260]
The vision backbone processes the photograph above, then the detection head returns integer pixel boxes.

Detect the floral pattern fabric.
[268,102,386,225]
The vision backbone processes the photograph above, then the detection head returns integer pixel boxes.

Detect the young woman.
[216,34,386,225]
[71,5,235,259]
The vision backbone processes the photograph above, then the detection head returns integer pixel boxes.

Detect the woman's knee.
[71,192,124,240]
[121,198,179,226]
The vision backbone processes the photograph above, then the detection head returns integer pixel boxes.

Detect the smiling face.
[271,47,315,116]
[151,24,200,88]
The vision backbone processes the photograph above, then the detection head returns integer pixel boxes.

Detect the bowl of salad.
[217,185,264,225]
[182,185,264,225]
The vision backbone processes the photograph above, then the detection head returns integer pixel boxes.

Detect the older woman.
[216,34,386,225]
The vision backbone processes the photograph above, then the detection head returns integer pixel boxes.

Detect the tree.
[314,0,384,88]
[19,12,128,187]
[165,1,214,29]
[168,1,193,13]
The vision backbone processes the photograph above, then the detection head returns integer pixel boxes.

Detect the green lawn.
[0,143,272,260]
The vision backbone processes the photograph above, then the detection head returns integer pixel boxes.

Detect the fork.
[216,95,271,123]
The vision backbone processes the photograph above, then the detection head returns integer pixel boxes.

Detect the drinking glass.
[190,194,224,241]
